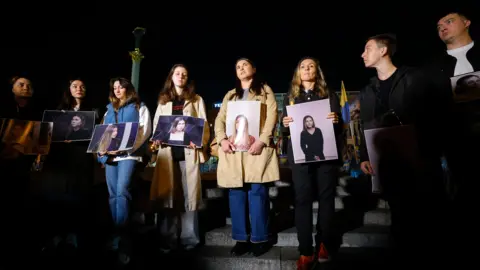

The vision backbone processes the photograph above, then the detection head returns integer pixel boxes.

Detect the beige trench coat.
[150,95,210,211]
[214,84,280,188]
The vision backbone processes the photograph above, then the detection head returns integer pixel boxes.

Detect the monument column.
[129,27,145,92]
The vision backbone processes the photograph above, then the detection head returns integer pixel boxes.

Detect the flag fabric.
[340,81,350,124]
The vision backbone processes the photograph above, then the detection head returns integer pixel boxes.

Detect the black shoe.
[251,242,270,257]
[230,242,250,256]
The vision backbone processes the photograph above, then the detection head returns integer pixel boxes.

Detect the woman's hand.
[64,140,72,143]
[98,151,107,156]
[248,141,265,155]
[188,141,197,149]
[220,139,235,153]
[327,112,339,124]
[107,150,120,155]
[283,116,293,128]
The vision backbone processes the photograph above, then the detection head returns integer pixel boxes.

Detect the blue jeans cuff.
[231,233,249,242]
[250,234,269,243]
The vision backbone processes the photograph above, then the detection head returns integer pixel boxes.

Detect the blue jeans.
[105,159,137,227]
[229,183,269,243]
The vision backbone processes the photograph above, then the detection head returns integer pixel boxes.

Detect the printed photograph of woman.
[300,115,325,161]
[228,114,256,152]
[165,116,191,145]
[42,110,95,142]
[152,115,206,147]
[64,113,91,141]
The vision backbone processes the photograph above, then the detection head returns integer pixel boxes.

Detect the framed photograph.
[364,125,422,193]
[450,70,480,103]
[86,122,139,153]
[42,110,96,142]
[225,101,261,152]
[152,115,205,147]
[0,118,53,156]
[286,99,338,164]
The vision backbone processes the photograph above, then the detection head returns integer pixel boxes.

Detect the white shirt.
[101,105,152,162]
[447,41,475,76]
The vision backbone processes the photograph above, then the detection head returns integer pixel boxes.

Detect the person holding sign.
[215,58,279,257]
[98,77,151,265]
[150,64,209,252]
[39,79,98,254]
[282,57,341,268]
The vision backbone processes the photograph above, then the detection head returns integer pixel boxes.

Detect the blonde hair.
[289,57,329,101]
[97,124,117,152]
[229,115,250,146]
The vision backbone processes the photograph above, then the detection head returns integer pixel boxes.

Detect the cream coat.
[214,84,280,188]
[150,95,210,211]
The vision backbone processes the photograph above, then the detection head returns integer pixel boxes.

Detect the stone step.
[171,246,392,270]
[226,209,391,226]
[205,188,388,210]
[205,225,391,248]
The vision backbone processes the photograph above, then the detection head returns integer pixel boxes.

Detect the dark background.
[153,115,205,147]
[2,2,479,114]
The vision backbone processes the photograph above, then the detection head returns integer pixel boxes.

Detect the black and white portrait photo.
[42,110,95,142]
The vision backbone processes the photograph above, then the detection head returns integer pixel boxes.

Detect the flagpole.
[129,27,145,93]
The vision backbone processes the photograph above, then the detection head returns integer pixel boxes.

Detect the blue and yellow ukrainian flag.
[340,80,350,124]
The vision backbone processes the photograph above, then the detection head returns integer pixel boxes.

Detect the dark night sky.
[2,2,479,111]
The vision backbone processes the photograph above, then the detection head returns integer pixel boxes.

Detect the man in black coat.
[358,33,451,260]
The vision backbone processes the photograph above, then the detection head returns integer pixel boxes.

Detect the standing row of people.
[1,9,476,269]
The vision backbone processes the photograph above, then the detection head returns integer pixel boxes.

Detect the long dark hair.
[58,79,93,110]
[159,64,196,105]
[109,77,141,111]
[231,58,265,100]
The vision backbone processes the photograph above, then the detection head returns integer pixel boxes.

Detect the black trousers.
[291,162,337,256]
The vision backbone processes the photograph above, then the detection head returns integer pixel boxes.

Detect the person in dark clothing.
[359,34,451,262]
[300,115,325,162]
[282,57,342,269]
[0,76,44,263]
[39,79,98,256]
[430,10,480,261]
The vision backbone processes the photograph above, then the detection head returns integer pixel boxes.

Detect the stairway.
[194,175,393,269]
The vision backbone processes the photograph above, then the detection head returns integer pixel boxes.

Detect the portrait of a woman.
[95,124,121,153]
[228,114,255,152]
[164,116,191,146]
[300,115,325,161]
[65,114,90,141]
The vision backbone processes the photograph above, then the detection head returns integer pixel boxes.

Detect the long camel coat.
[150,94,210,211]
[214,84,280,188]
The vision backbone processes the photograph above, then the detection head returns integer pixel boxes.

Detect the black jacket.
[429,42,480,78]
[359,66,452,163]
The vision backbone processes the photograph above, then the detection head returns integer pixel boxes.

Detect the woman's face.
[176,120,186,132]
[111,127,118,138]
[235,117,246,130]
[70,80,86,99]
[113,81,127,100]
[172,67,188,88]
[299,59,317,82]
[12,78,33,97]
[305,117,314,128]
[71,116,82,128]
[236,60,255,81]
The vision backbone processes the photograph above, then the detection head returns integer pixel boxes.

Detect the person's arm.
[214,91,233,145]
[197,95,210,148]
[127,105,152,155]
[259,85,278,146]
[300,131,307,154]
[151,103,162,141]
[281,94,291,136]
